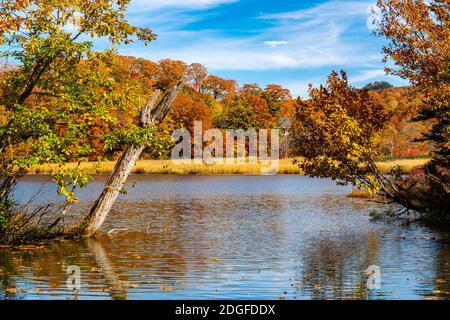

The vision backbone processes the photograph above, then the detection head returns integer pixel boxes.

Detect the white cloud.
[116,0,412,98]
[264,41,288,48]
[259,1,373,21]
[349,69,387,83]
[129,0,238,12]
[129,38,377,71]
[127,0,381,71]
[348,69,410,88]
[282,69,409,97]
[280,79,318,98]
[116,0,399,102]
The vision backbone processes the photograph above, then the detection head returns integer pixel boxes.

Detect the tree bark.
[82,82,183,237]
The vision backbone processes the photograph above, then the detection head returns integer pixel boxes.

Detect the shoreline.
[28,158,430,176]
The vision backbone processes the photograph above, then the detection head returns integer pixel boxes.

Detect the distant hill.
[363,81,394,91]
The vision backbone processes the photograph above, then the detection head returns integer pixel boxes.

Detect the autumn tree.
[204,75,237,101]
[156,59,188,89]
[240,84,274,128]
[187,63,208,93]
[293,0,449,218]
[294,70,448,216]
[377,0,449,164]
[370,87,429,157]
[264,84,292,116]
[376,0,449,217]
[293,71,391,190]
[171,87,213,134]
[215,96,256,130]
[0,0,156,243]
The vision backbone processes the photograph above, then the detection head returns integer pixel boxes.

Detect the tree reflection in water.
[2,176,450,300]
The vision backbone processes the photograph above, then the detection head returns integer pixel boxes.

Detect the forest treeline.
[1,54,430,161]
[128,56,432,160]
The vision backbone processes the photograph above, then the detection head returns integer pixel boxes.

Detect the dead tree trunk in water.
[83,82,183,237]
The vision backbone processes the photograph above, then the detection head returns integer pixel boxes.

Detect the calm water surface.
[1,175,449,300]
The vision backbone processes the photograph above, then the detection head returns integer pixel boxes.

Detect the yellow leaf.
[208,257,223,261]
[6,287,26,293]
[160,286,175,291]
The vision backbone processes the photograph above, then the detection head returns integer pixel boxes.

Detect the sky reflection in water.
[1,175,450,300]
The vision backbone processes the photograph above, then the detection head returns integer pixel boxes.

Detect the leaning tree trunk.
[82,82,183,237]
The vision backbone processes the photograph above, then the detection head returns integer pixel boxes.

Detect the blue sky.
[117,0,408,97]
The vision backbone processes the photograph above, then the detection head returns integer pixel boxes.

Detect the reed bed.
[375,158,430,174]
[30,158,429,176]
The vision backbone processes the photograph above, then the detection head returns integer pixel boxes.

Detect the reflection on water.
[1,175,450,300]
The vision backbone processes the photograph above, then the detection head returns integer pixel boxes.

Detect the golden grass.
[29,158,429,176]
[347,189,386,200]
[375,158,430,174]
[30,158,302,175]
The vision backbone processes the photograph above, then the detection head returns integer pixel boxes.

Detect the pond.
[1,175,449,300]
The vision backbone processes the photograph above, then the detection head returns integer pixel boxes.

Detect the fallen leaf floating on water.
[313,284,322,289]
[436,279,446,283]
[208,257,223,261]
[16,245,46,250]
[6,288,27,294]
[108,280,140,289]
[160,286,175,291]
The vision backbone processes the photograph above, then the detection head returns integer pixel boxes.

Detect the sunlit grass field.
[30,157,430,175]
[375,158,430,174]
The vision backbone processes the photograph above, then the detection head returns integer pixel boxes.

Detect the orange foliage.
[170,89,213,134]
[370,86,432,157]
